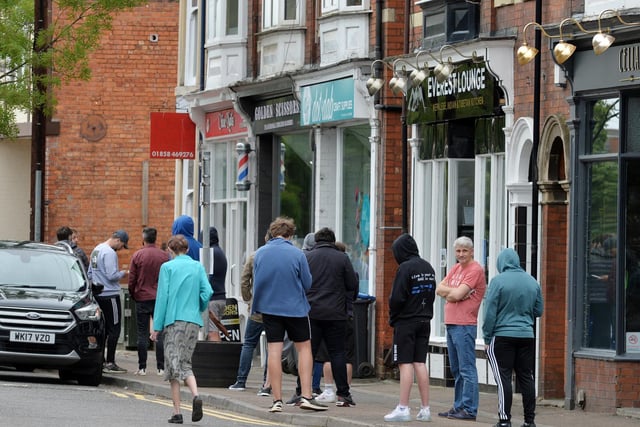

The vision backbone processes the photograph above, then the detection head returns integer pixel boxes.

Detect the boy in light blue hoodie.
[483,248,544,427]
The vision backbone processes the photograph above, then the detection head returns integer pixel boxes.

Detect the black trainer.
[192,396,203,422]
[336,394,356,407]
[438,407,457,417]
[168,414,183,424]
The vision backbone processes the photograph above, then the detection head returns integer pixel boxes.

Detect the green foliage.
[0,0,147,139]
[588,99,619,238]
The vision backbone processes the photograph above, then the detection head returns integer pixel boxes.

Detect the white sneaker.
[315,389,336,403]
[134,368,146,376]
[384,406,411,422]
[416,408,432,422]
[157,369,164,376]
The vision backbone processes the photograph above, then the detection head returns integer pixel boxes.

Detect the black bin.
[352,297,375,378]
[122,288,138,350]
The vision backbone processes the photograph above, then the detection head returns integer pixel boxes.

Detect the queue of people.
[55,217,544,426]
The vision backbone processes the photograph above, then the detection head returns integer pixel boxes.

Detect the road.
[0,368,290,427]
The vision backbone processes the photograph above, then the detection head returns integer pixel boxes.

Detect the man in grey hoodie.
[483,248,544,427]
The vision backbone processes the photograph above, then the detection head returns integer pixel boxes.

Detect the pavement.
[102,348,640,427]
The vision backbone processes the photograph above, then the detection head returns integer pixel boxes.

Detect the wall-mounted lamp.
[366,59,390,96]
[389,59,416,96]
[592,9,640,55]
[366,58,416,96]
[518,9,640,66]
[409,51,439,87]
[553,18,595,64]
[517,22,556,65]
[235,142,253,191]
[367,45,481,96]
[434,45,480,83]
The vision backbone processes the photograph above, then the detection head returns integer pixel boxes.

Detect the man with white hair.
[435,236,486,421]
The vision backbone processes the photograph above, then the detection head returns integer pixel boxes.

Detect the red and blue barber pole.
[235,142,251,191]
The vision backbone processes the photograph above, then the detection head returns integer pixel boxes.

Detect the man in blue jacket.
[252,217,327,413]
[483,248,544,427]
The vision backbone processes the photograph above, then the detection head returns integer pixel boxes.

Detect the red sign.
[205,109,247,138]
[150,112,196,159]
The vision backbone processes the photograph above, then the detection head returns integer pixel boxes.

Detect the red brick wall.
[539,202,569,398]
[46,1,179,267]
[575,358,640,412]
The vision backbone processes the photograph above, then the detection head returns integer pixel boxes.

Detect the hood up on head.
[496,248,524,273]
[172,215,195,238]
[391,233,419,264]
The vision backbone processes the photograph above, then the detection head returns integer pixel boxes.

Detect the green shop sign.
[300,78,355,125]
[406,61,497,124]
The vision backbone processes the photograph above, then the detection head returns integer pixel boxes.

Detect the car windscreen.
[0,249,87,291]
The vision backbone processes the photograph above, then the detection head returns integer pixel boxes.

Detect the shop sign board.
[251,95,300,134]
[205,109,247,138]
[149,112,196,159]
[406,60,496,124]
[300,77,355,125]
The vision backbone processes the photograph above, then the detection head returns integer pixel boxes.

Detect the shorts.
[205,299,226,336]
[315,318,355,364]
[392,320,430,364]
[262,313,311,343]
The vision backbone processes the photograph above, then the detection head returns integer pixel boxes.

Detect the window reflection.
[625,160,640,351]
[341,126,371,294]
[583,97,619,350]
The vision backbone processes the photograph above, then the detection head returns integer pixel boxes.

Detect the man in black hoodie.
[205,227,228,341]
[384,233,436,423]
[302,227,358,408]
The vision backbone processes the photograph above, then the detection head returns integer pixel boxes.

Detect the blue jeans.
[446,324,479,416]
[235,318,265,385]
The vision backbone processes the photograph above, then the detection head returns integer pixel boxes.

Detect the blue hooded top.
[171,215,202,261]
[482,248,544,345]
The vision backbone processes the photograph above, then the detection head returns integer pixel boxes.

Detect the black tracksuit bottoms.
[486,336,537,424]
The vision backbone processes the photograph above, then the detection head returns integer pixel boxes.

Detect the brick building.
[46,0,182,258]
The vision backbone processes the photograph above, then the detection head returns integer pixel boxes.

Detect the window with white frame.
[263,0,300,29]
[322,0,365,14]
[184,0,199,87]
[208,0,239,41]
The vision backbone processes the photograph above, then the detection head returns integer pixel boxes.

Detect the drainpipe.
[531,0,540,280]
[30,0,48,241]
[401,0,409,233]
[199,1,211,273]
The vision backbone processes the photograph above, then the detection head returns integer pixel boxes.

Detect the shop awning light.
[517,22,555,65]
[518,10,640,66]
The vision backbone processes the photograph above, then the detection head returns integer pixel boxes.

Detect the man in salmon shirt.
[435,236,486,421]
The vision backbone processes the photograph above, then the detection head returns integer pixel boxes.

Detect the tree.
[0,0,147,139]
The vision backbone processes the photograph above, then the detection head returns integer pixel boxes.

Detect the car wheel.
[76,366,102,386]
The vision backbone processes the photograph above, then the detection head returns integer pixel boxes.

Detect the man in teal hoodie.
[483,248,544,427]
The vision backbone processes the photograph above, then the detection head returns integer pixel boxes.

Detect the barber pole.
[235,142,251,191]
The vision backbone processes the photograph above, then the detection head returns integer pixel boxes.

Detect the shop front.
[565,39,640,412]
[406,51,511,386]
